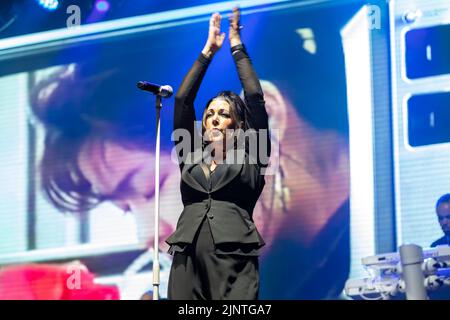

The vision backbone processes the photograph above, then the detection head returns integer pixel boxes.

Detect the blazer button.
[207,214,214,219]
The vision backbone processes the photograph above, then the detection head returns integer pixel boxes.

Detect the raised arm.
[174,13,225,168]
[173,55,209,151]
[229,8,268,131]
[228,7,270,162]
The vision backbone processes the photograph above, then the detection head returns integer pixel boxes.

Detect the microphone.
[137,81,173,98]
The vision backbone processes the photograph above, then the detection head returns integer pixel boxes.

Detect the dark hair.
[201,90,250,135]
[29,62,163,213]
[201,90,253,154]
[39,131,97,213]
[436,194,450,211]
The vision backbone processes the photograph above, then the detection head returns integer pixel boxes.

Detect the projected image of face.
[28,62,183,253]
[77,137,180,250]
[251,80,349,251]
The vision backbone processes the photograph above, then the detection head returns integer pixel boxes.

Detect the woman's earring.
[275,165,290,213]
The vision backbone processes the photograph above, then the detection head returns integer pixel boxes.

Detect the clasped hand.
[202,7,242,58]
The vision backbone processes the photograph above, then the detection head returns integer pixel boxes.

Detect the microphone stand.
[399,244,428,300]
[137,81,172,300]
[152,95,162,300]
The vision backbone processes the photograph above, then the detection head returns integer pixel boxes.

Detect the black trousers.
[167,217,259,300]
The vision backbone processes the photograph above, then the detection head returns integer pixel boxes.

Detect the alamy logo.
[66,5,81,29]
[368,5,381,30]
[66,264,82,290]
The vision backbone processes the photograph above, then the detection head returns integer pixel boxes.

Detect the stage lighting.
[95,0,110,13]
[36,0,60,11]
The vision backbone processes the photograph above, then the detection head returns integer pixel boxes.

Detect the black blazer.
[165,46,270,254]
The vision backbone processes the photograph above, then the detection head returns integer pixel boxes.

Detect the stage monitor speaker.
[407,91,450,146]
[405,24,450,79]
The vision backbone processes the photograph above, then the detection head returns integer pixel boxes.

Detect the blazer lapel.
[181,148,246,193]
[181,150,207,193]
[211,149,245,192]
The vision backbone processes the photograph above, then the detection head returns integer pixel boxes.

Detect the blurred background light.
[95,0,110,13]
[37,0,59,11]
